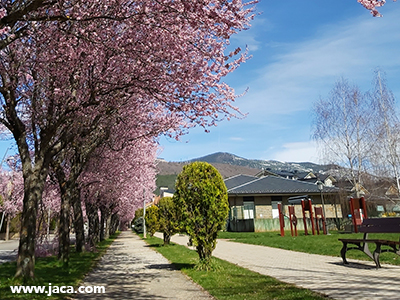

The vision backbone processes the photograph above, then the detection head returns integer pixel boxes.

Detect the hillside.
[155,152,334,195]
[190,152,332,173]
[156,160,260,178]
[155,159,260,195]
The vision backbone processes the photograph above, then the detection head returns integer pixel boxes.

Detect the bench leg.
[362,242,374,261]
[373,243,382,268]
[340,242,349,264]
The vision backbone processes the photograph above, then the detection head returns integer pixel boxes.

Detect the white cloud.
[160,5,400,163]
[231,17,273,52]
[229,137,245,141]
[237,7,400,122]
[271,141,321,163]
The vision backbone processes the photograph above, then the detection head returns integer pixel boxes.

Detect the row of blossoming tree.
[0,0,257,279]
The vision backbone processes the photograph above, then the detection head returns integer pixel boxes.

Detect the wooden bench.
[338,217,400,268]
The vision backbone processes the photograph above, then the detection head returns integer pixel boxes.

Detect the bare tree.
[312,78,374,197]
[368,70,400,199]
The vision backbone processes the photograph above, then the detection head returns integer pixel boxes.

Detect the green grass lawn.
[218,230,400,265]
[0,232,119,300]
[143,235,329,300]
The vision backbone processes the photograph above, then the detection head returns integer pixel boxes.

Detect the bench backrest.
[359,217,400,233]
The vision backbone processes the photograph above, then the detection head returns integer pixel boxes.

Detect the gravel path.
[74,231,213,300]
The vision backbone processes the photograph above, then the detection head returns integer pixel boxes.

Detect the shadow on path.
[74,231,212,300]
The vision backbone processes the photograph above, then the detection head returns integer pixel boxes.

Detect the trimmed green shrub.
[174,162,228,270]
[145,205,159,237]
[158,196,179,245]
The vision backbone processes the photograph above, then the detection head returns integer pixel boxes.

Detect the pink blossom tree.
[0,160,60,246]
[0,0,256,279]
[0,169,24,240]
[81,131,158,245]
[50,118,114,263]
[51,73,183,262]
[0,29,109,277]
[34,177,61,257]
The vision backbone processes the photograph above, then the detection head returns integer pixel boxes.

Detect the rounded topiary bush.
[173,162,228,269]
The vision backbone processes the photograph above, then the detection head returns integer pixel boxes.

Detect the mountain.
[156,159,260,178]
[188,152,332,174]
[155,152,334,195]
[155,158,260,195]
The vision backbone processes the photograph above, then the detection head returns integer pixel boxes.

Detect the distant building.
[225,174,343,232]
[159,187,174,198]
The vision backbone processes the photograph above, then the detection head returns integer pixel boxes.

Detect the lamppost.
[317,180,329,234]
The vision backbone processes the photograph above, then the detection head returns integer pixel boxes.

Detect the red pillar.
[349,197,367,233]
[301,200,308,235]
[288,206,298,237]
[308,199,316,235]
[278,203,285,237]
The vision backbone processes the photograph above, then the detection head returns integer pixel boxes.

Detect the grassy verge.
[143,235,328,300]
[218,230,400,265]
[0,232,120,300]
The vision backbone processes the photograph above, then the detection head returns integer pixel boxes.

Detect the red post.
[301,200,308,235]
[308,199,316,235]
[278,203,285,237]
[349,197,367,233]
[361,197,368,219]
[301,199,316,235]
[288,206,298,237]
[349,197,357,233]
[314,206,327,235]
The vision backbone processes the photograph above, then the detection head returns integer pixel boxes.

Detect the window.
[271,196,282,219]
[243,201,254,219]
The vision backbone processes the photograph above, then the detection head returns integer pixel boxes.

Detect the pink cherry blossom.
[358,0,397,16]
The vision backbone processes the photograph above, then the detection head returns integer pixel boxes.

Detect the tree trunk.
[163,232,171,245]
[109,213,118,236]
[72,187,84,252]
[197,244,205,260]
[85,200,99,248]
[104,211,112,240]
[15,169,47,279]
[52,163,71,265]
[58,187,71,265]
[99,207,105,241]
[94,211,99,243]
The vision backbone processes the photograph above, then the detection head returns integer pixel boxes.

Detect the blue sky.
[158,0,400,163]
[1,1,400,165]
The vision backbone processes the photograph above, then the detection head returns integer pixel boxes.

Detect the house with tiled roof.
[273,170,316,180]
[224,174,258,190]
[225,174,342,232]
[299,173,336,187]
